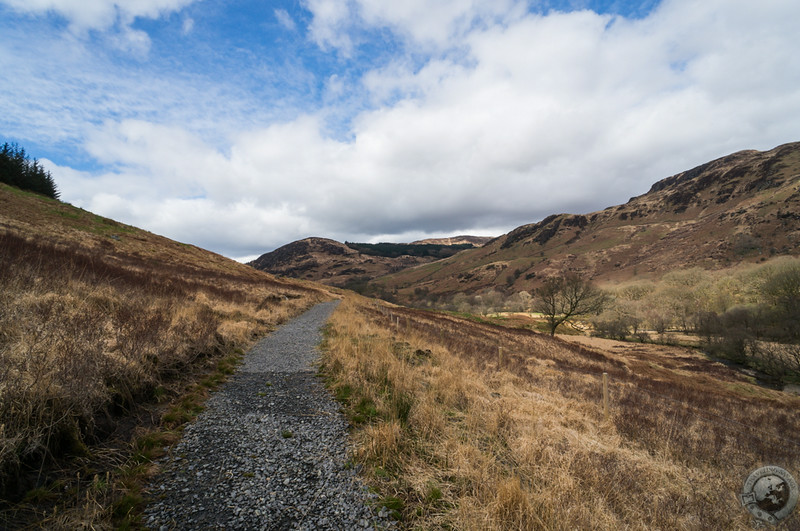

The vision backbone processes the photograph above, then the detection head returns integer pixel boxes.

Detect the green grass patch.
[373,466,391,478]
[200,374,224,389]
[152,385,167,402]
[352,396,379,425]
[112,491,144,526]
[49,207,81,220]
[133,431,180,463]
[334,383,354,403]
[425,482,443,503]
[377,496,405,520]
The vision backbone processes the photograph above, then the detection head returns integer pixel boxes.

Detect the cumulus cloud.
[356,0,522,49]
[14,0,800,258]
[304,0,356,55]
[304,0,524,53]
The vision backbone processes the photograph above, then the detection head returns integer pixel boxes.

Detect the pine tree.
[0,142,60,199]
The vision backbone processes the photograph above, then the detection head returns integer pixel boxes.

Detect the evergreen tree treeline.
[0,142,60,199]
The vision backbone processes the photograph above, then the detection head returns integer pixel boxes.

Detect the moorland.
[1,142,799,529]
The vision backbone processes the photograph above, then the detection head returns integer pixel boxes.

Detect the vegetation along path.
[143,301,392,530]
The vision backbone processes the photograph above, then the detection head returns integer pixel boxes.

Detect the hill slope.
[0,183,326,525]
[248,236,486,287]
[374,142,800,303]
[323,293,800,528]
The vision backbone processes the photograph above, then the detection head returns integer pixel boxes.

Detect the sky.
[1,0,799,262]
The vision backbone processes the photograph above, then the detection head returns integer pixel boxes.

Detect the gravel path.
[144,301,394,530]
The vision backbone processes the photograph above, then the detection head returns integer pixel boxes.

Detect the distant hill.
[410,235,493,246]
[248,236,487,288]
[372,142,800,304]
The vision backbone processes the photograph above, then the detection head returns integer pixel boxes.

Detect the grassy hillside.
[0,183,328,527]
[248,237,449,289]
[322,294,800,529]
[374,142,800,305]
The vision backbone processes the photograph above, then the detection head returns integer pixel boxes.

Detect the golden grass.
[0,214,326,527]
[321,294,800,529]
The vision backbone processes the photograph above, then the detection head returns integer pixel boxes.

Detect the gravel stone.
[144,301,394,530]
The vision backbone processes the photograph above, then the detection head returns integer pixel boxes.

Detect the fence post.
[602,372,609,421]
[498,346,503,370]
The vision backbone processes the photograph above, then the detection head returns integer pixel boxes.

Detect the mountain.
[248,236,487,287]
[372,142,800,303]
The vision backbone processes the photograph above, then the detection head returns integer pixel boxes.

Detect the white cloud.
[182,17,194,34]
[84,120,241,201]
[109,26,152,56]
[305,0,524,53]
[0,0,198,30]
[1,0,116,29]
[304,0,355,55]
[274,8,296,31]
[16,0,800,257]
[356,0,522,48]
[0,21,285,150]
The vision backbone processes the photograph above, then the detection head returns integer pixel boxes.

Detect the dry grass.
[0,185,328,527]
[321,294,800,529]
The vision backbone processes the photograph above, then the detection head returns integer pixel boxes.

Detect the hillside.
[0,184,300,283]
[323,293,800,528]
[411,235,493,246]
[248,236,486,287]
[3,180,799,529]
[0,183,327,527]
[374,142,800,304]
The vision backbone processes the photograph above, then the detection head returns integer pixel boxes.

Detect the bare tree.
[534,273,607,336]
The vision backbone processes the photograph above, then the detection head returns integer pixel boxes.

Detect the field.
[322,294,800,529]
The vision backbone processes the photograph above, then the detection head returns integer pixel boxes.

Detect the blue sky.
[1,0,799,261]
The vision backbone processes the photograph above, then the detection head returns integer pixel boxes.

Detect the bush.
[592,316,634,340]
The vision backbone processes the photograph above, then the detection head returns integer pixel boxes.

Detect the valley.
[252,142,800,308]
[1,141,799,529]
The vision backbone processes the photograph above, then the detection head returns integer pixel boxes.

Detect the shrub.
[592,316,633,340]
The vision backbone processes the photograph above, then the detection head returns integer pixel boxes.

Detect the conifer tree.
[0,142,60,199]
